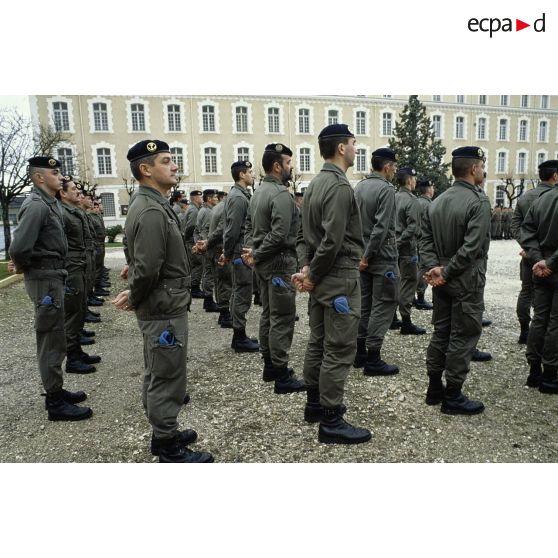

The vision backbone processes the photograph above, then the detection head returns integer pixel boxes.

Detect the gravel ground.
[0,242,556,463]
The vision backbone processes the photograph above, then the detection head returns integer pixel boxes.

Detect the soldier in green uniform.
[490,206,499,240]
[353,147,400,376]
[511,165,556,346]
[242,144,305,393]
[183,190,204,299]
[194,189,220,312]
[91,199,109,297]
[294,124,371,445]
[112,139,213,463]
[9,157,92,421]
[420,146,490,415]
[395,167,426,335]
[518,160,558,390]
[414,179,434,311]
[58,176,101,373]
[222,161,259,352]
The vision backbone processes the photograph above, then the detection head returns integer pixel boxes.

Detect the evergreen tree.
[388,95,451,194]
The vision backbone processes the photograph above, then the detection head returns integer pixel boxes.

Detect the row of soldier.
[8,124,558,463]
[490,206,514,240]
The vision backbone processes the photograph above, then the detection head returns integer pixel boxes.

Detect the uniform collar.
[33,186,57,205]
[453,180,478,192]
[262,175,284,186]
[233,182,252,199]
[365,170,390,184]
[321,162,347,178]
[61,200,80,213]
[138,184,169,205]
[399,186,413,194]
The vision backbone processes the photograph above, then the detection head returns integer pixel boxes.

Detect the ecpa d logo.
[468,13,546,37]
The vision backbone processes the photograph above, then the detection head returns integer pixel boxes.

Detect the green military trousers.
[398,255,419,319]
[516,257,534,327]
[186,242,203,288]
[137,313,188,439]
[64,265,86,355]
[86,249,96,297]
[201,253,215,297]
[230,259,253,330]
[255,255,297,368]
[94,245,104,286]
[24,269,67,394]
[303,267,361,408]
[211,250,232,311]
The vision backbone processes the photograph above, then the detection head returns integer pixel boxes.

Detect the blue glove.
[41,295,53,305]
[384,271,396,281]
[410,255,419,264]
[333,296,350,314]
[159,330,176,346]
[232,258,244,266]
[272,276,288,288]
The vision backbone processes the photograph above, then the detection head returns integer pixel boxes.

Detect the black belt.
[30,258,65,270]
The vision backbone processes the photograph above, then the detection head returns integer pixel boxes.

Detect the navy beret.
[318,124,355,140]
[231,160,252,170]
[398,167,416,177]
[416,179,432,188]
[372,148,397,162]
[203,189,218,196]
[127,139,170,162]
[295,192,304,197]
[264,143,293,157]
[28,156,61,169]
[218,191,227,196]
[538,159,558,170]
[62,174,74,183]
[452,146,485,160]
[190,190,203,197]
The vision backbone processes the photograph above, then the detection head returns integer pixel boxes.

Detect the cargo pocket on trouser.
[459,301,484,337]
[380,270,400,302]
[270,276,296,316]
[35,295,61,332]
[150,332,185,379]
[327,294,359,347]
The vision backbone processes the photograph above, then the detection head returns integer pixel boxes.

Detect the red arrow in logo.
[516,19,530,31]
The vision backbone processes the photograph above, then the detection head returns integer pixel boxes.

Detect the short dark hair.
[262,151,285,173]
[319,136,350,160]
[130,154,158,181]
[371,156,392,171]
[417,182,432,195]
[539,167,558,181]
[451,158,476,179]
[232,166,248,182]
[396,172,411,187]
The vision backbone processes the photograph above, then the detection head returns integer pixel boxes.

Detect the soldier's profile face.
[149,153,178,188]
[473,160,485,185]
[280,154,293,184]
[343,138,357,167]
[43,168,64,194]
[386,161,397,181]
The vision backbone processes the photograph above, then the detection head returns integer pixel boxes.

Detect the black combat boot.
[66,353,96,374]
[262,355,278,382]
[526,361,542,388]
[353,338,367,368]
[400,316,426,335]
[93,287,110,297]
[518,322,530,345]
[304,387,322,423]
[80,329,95,338]
[389,314,403,330]
[253,292,262,306]
[231,328,260,353]
[203,295,220,313]
[156,435,214,463]
[363,349,399,376]
[471,348,492,362]
[441,384,484,415]
[84,312,101,323]
[414,293,433,311]
[151,429,198,456]
[45,390,93,421]
[43,389,87,406]
[482,317,492,327]
[274,367,306,394]
[539,365,558,394]
[191,284,205,299]
[79,335,95,346]
[183,393,190,405]
[78,349,101,364]
[218,309,233,329]
[318,407,372,445]
[425,375,445,405]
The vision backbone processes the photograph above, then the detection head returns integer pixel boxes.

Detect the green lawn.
[106,242,123,248]
[0,261,9,281]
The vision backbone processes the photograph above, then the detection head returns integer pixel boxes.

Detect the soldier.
[194,189,220,312]
[511,167,556,345]
[490,206,499,240]
[222,161,259,352]
[494,205,503,240]
[242,144,305,393]
[353,147,400,376]
[91,199,109,297]
[294,191,304,213]
[57,176,100,374]
[395,167,426,335]
[183,190,204,299]
[414,179,434,311]
[518,160,558,390]
[112,139,213,463]
[81,192,104,308]
[294,123,371,445]
[8,157,92,421]
[502,206,511,239]
[420,146,490,415]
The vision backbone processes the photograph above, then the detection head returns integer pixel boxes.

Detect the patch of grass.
[0,261,10,281]
[106,242,123,248]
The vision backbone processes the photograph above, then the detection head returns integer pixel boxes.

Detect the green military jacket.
[223,183,251,259]
[9,186,68,271]
[417,195,431,222]
[183,203,200,244]
[354,171,397,263]
[207,200,225,252]
[194,202,212,242]
[511,182,553,240]
[520,187,558,269]
[420,179,491,290]
[395,186,421,257]
[297,163,363,284]
[245,175,299,269]
[89,212,105,246]
[125,185,191,320]
[61,201,87,269]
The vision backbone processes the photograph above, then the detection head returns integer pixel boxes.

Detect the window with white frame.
[235,106,248,133]
[53,102,70,132]
[167,104,182,132]
[498,118,508,141]
[202,105,216,132]
[432,95,441,102]
[298,108,310,134]
[539,120,548,142]
[382,112,393,136]
[495,187,505,206]
[299,148,311,173]
[477,117,487,140]
[57,148,74,175]
[541,95,549,109]
[479,95,487,105]
[237,147,250,162]
[521,95,529,108]
[497,152,507,174]
[268,107,280,133]
[519,119,528,141]
[204,147,218,173]
[500,95,509,106]
[100,193,116,217]
[456,95,464,103]
[328,109,339,125]
[93,102,109,131]
[538,152,547,167]
[517,152,527,174]
[455,116,464,139]
[356,148,367,173]
[355,111,366,135]
[96,147,112,175]
[432,115,442,138]
[131,103,146,132]
[170,147,184,174]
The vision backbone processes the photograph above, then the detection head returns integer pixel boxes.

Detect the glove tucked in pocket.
[332,296,350,314]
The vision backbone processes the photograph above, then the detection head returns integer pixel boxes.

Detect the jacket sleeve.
[253,192,292,263]
[223,197,244,257]
[418,203,439,272]
[519,205,543,264]
[364,186,394,260]
[510,201,524,240]
[193,210,203,242]
[295,216,310,269]
[207,210,225,250]
[183,207,196,241]
[8,202,46,270]
[398,196,420,249]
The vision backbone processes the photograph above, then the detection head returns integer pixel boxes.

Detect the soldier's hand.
[120,264,129,280]
[358,257,369,272]
[7,260,20,274]
[519,249,527,258]
[112,290,132,310]
[195,240,208,254]
[291,272,305,291]
[533,260,552,278]
[241,247,255,268]
[425,266,446,287]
